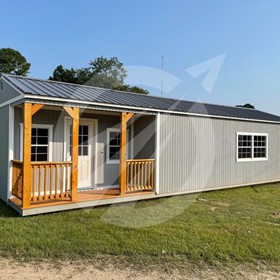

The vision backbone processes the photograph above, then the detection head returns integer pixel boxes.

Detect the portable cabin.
[0,74,279,216]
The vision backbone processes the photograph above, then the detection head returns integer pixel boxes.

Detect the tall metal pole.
[161,56,164,96]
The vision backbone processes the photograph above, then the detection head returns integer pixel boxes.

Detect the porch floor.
[9,189,156,216]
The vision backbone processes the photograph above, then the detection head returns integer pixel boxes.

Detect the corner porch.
[9,102,157,215]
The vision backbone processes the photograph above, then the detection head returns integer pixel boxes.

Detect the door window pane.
[70,125,89,156]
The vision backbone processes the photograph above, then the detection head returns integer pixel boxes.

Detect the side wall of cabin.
[0,105,10,201]
[158,113,280,194]
[0,78,21,104]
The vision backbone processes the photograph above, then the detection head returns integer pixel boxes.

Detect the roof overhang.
[17,94,280,125]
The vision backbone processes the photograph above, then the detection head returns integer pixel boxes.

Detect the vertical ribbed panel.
[0,80,21,104]
[159,114,280,194]
[0,106,9,201]
[133,116,156,159]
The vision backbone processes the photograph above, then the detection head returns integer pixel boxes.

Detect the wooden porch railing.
[31,162,72,201]
[126,159,155,192]
[12,160,23,199]
[12,161,72,203]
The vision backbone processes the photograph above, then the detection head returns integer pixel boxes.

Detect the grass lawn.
[1,183,280,267]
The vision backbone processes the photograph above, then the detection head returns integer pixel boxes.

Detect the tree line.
[0,47,255,108]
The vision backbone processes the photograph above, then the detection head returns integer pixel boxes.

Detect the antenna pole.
[161,56,164,96]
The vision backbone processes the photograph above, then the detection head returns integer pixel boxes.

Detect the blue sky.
[1,0,280,114]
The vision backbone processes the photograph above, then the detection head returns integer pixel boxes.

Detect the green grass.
[1,183,280,266]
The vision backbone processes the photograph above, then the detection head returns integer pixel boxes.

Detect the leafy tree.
[85,56,127,89]
[49,56,149,94]
[114,84,149,94]
[49,65,90,84]
[0,48,31,76]
[236,103,255,109]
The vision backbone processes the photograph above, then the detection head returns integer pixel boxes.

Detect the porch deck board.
[10,188,155,210]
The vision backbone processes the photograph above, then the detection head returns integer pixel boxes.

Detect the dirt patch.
[0,258,280,280]
[213,201,231,207]
[272,212,280,218]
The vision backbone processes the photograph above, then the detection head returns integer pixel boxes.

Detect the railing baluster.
[44,165,47,200]
[50,165,53,199]
[141,162,144,189]
[65,164,69,197]
[147,162,148,189]
[152,161,154,187]
[55,164,58,198]
[148,162,151,188]
[31,166,34,200]
[60,165,63,197]
[38,165,42,201]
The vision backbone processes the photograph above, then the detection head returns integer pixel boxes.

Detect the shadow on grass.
[0,201,18,218]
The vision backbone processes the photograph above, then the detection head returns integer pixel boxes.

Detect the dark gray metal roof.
[2,73,280,122]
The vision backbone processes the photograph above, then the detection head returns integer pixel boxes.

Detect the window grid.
[254,135,266,158]
[31,128,49,162]
[70,125,89,156]
[238,135,252,159]
[237,133,267,161]
[109,131,120,161]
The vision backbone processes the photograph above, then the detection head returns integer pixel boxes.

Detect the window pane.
[83,146,88,156]
[37,146,48,154]
[37,129,48,137]
[37,136,48,145]
[109,146,120,160]
[110,138,118,146]
[31,137,37,145]
[32,128,37,136]
[253,135,267,158]
[254,147,266,158]
[83,135,88,145]
[83,126,88,135]
[37,154,48,162]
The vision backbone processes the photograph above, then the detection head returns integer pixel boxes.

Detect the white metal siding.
[159,114,280,194]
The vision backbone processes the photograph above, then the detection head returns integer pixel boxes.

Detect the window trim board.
[106,128,131,165]
[20,123,53,162]
[236,132,268,162]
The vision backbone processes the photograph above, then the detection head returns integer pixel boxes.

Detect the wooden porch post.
[71,108,79,202]
[22,103,44,208]
[120,112,134,195]
[22,103,32,208]
[63,106,79,202]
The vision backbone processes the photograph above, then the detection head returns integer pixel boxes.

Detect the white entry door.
[66,119,95,189]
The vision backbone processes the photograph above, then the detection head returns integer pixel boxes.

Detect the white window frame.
[20,124,53,162]
[236,132,268,162]
[106,128,131,164]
